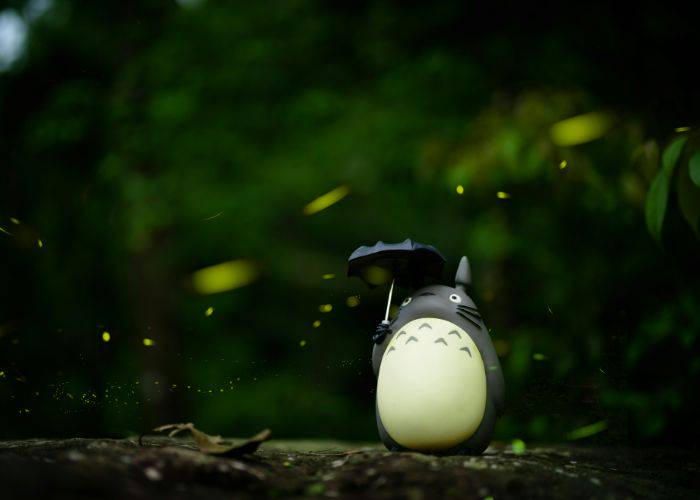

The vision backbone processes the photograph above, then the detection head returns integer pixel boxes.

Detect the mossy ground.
[1,438,697,499]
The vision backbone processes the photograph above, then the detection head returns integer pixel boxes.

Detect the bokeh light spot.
[302,185,350,215]
[550,112,611,146]
[362,265,391,286]
[566,420,608,440]
[192,260,259,294]
[511,438,526,454]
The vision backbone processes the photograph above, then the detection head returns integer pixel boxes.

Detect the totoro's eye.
[401,297,412,306]
[449,294,462,303]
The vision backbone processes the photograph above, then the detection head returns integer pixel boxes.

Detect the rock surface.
[1,438,697,499]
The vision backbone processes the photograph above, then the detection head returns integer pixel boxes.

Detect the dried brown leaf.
[145,422,270,457]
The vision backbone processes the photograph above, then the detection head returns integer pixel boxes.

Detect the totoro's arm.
[371,322,393,376]
[372,342,384,377]
[478,324,505,415]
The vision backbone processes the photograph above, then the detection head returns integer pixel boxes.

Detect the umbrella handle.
[383,278,395,323]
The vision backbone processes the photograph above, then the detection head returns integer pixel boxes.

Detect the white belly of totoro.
[377,317,487,451]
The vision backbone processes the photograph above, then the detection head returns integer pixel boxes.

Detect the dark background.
[1,0,699,446]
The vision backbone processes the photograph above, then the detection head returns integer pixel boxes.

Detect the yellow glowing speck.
[322,273,335,280]
[191,259,259,295]
[533,353,548,361]
[203,211,223,221]
[0,226,12,236]
[319,304,333,313]
[675,126,690,132]
[143,338,155,347]
[456,185,464,195]
[312,320,321,328]
[205,306,214,317]
[559,160,568,169]
[302,185,350,215]
[102,331,111,342]
[496,191,511,199]
[346,296,360,307]
[300,340,307,347]
[37,239,43,248]
[10,217,20,225]
[0,371,5,378]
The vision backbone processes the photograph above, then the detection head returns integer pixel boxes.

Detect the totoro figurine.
[372,256,504,455]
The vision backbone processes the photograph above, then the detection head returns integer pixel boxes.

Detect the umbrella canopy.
[347,239,446,289]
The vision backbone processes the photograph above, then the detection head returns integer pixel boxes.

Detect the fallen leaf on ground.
[142,422,271,456]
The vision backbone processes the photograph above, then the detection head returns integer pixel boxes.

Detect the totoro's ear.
[455,256,471,290]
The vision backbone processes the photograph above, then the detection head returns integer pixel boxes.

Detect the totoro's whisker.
[457,304,479,312]
[405,336,418,344]
[457,307,481,320]
[456,311,481,329]
[448,330,461,338]
[460,346,472,357]
[434,338,447,346]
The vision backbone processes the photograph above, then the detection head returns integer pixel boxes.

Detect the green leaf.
[662,136,688,172]
[645,170,671,242]
[645,137,688,242]
[677,160,700,236]
[690,151,700,187]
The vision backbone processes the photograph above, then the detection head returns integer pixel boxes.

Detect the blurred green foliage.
[1,1,699,445]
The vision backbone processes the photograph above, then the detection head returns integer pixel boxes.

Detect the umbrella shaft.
[384,279,395,323]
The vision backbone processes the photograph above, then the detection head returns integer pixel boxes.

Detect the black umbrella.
[347,239,446,324]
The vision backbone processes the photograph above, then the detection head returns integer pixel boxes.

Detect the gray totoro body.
[372,256,504,455]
